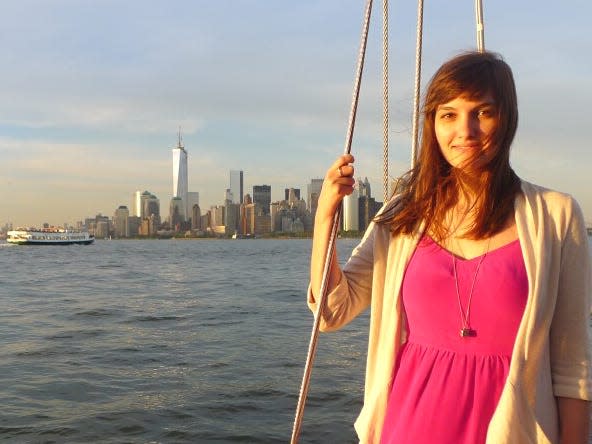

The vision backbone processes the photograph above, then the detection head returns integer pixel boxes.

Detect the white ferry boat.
[7,228,95,245]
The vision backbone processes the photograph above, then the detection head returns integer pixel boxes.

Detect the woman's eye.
[439,112,455,120]
[478,108,494,117]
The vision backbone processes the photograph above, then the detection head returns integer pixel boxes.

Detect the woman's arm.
[551,197,592,443]
[309,154,355,301]
[557,397,590,444]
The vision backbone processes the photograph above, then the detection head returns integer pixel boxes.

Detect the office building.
[285,188,301,205]
[192,205,201,230]
[285,188,301,202]
[172,131,188,219]
[230,170,244,204]
[359,195,382,232]
[113,205,129,238]
[225,203,240,235]
[132,191,142,217]
[186,192,199,222]
[224,188,233,204]
[128,216,141,237]
[142,192,160,220]
[343,187,359,232]
[359,177,372,198]
[307,178,324,219]
[253,185,271,215]
[170,196,185,229]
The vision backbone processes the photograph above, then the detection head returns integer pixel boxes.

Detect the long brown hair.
[375,51,521,240]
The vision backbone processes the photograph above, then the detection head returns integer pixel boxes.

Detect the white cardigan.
[308,181,592,443]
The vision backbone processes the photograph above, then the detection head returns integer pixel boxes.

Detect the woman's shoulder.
[519,180,581,209]
[518,179,585,226]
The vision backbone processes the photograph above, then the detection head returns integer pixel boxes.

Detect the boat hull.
[7,239,95,245]
[7,230,95,246]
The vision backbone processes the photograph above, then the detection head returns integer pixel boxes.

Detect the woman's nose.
[456,114,479,138]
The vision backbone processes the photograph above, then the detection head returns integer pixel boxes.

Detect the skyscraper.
[113,205,129,238]
[172,130,188,219]
[186,192,199,221]
[253,185,271,215]
[229,170,244,204]
[170,196,185,229]
[285,188,301,202]
[307,178,324,218]
[132,190,142,217]
[142,192,160,220]
[343,186,359,232]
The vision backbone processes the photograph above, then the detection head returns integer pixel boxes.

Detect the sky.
[1,0,591,228]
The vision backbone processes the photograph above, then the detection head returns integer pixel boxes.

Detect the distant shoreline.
[93,232,366,241]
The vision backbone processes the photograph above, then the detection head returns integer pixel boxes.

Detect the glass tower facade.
[230,170,244,204]
[172,135,188,219]
[253,185,271,215]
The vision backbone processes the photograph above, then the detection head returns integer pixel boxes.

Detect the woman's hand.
[309,154,355,302]
[316,154,356,221]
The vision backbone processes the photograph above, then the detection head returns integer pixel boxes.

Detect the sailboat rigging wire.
[475,0,485,52]
[410,0,424,167]
[382,0,390,202]
[290,0,374,442]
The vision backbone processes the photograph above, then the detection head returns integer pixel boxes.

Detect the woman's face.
[434,94,498,170]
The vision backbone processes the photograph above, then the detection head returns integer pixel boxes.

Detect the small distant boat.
[232,231,253,239]
[7,228,95,245]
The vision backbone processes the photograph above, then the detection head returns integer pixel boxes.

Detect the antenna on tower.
[177,126,184,149]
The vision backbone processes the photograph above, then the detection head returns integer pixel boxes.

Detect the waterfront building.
[132,191,142,217]
[292,218,305,233]
[253,185,271,215]
[95,220,110,239]
[134,191,161,220]
[128,216,141,237]
[169,197,185,230]
[200,212,211,232]
[186,192,199,223]
[172,131,188,220]
[142,193,160,219]
[271,194,312,233]
[230,170,244,204]
[224,188,233,203]
[225,202,240,235]
[210,205,225,228]
[359,195,382,232]
[243,202,271,235]
[285,188,301,202]
[343,186,359,232]
[113,205,129,238]
[307,179,324,220]
[270,202,281,232]
[191,204,201,230]
[359,177,371,198]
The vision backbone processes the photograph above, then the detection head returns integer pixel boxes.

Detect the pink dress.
[380,236,527,444]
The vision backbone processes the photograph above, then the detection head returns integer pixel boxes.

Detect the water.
[0,239,368,443]
[2,237,591,443]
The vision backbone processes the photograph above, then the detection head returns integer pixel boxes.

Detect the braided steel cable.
[382,0,390,202]
[410,0,424,168]
[475,0,485,52]
[290,0,374,441]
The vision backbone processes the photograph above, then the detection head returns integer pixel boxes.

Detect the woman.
[308,51,591,443]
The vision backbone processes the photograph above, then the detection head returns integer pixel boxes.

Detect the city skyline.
[1,1,591,227]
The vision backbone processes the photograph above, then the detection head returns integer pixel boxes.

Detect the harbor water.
[0,238,367,443]
[1,236,591,443]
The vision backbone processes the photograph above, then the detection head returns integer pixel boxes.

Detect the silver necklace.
[451,238,491,338]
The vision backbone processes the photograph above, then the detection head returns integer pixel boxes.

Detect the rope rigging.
[291,1,486,441]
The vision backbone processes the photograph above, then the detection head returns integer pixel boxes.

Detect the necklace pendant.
[460,328,477,337]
